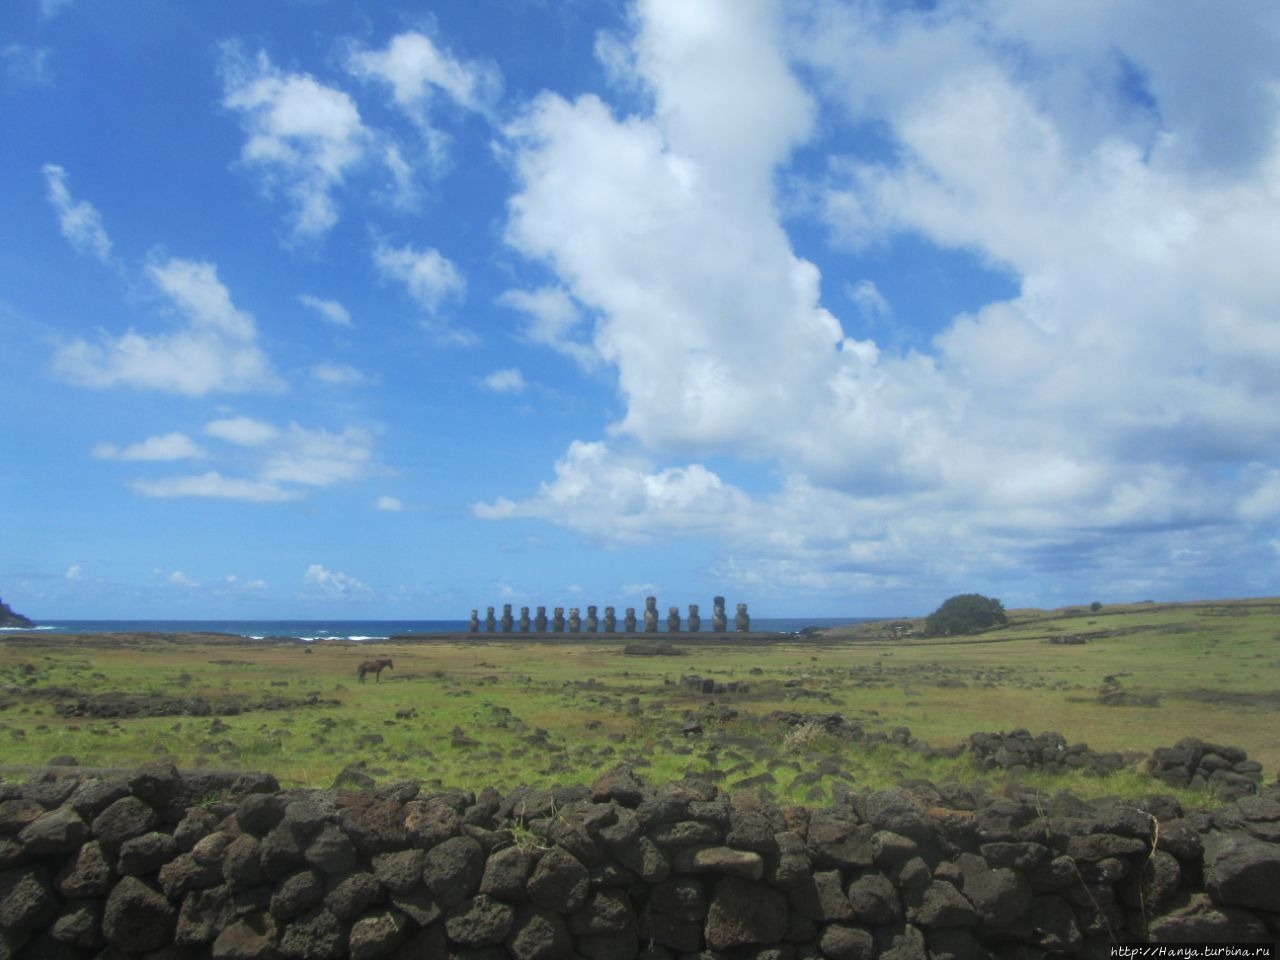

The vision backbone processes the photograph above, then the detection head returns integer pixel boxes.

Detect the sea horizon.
[3,616,880,642]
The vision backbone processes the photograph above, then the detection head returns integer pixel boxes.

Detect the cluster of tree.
[925,593,1007,636]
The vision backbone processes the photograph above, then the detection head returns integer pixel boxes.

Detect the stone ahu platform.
[3,763,1280,958]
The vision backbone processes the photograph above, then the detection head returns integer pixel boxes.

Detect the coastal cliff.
[0,594,35,628]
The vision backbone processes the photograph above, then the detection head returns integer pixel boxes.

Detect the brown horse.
[357,657,394,683]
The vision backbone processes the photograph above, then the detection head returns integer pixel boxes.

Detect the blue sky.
[3,0,1280,620]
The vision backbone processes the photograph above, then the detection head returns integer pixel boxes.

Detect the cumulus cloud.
[221,46,371,239]
[347,30,500,119]
[504,0,844,455]
[92,432,205,461]
[52,257,282,395]
[42,164,112,262]
[475,441,754,543]
[298,294,352,326]
[375,495,403,511]
[304,563,370,595]
[480,0,1280,605]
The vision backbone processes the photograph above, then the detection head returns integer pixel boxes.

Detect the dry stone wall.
[2,762,1279,959]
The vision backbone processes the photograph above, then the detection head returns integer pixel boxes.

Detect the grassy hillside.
[1,597,1276,806]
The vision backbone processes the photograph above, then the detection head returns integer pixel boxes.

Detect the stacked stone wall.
[2,763,1279,958]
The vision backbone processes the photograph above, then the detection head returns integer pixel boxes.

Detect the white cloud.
[64,565,81,581]
[374,241,468,338]
[204,416,279,446]
[479,0,1280,606]
[92,432,205,461]
[131,472,299,502]
[42,164,112,262]
[481,367,525,394]
[847,279,890,321]
[497,287,599,370]
[298,294,352,326]
[260,423,374,488]
[4,45,53,87]
[374,241,464,313]
[41,0,73,19]
[347,31,500,119]
[124,418,375,503]
[304,563,370,595]
[168,571,199,588]
[375,495,403,511]
[221,46,370,239]
[475,441,754,543]
[504,0,843,455]
[52,257,281,395]
[310,362,368,385]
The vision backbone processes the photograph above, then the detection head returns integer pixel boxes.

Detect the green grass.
[1,598,1277,808]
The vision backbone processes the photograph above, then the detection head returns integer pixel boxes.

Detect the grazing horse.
[357,657,394,683]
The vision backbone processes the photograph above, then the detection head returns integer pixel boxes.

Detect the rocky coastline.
[0,597,34,630]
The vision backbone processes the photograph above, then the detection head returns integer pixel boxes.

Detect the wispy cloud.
[92,432,206,461]
[481,367,525,393]
[310,362,368,385]
[347,30,501,118]
[123,419,377,503]
[42,164,112,263]
[374,241,465,316]
[52,257,282,395]
[131,472,298,502]
[497,287,599,370]
[298,293,353,326]
[4,45,54,87]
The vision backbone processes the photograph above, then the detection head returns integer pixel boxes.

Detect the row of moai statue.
[469,596,750,633]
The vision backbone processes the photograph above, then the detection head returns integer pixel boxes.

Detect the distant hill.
[0,595,35,628]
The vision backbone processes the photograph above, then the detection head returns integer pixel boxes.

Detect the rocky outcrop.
[1148,737,1265,801]
[0,596,34,629]
[1,762,1278,957]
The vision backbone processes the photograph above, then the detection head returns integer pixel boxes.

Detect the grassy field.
[1,597,1276,808]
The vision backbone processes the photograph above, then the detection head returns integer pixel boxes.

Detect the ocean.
[4,616,872,642]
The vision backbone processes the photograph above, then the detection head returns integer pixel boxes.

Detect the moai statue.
[568,607,581,633]
[735,602,750,632]
[553,607,566,632]
[469,609,479,633]
[644,596,659,633]
[485,606,496,632]
[519,607,531,632]
[586,605,598,632]
[667,606,681,632]
[712,596,728,632]
[535,606,548,632]
[688,604,701,632]
[603,606,617,632]
[501,604,514,633]
[624,607,637,632]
